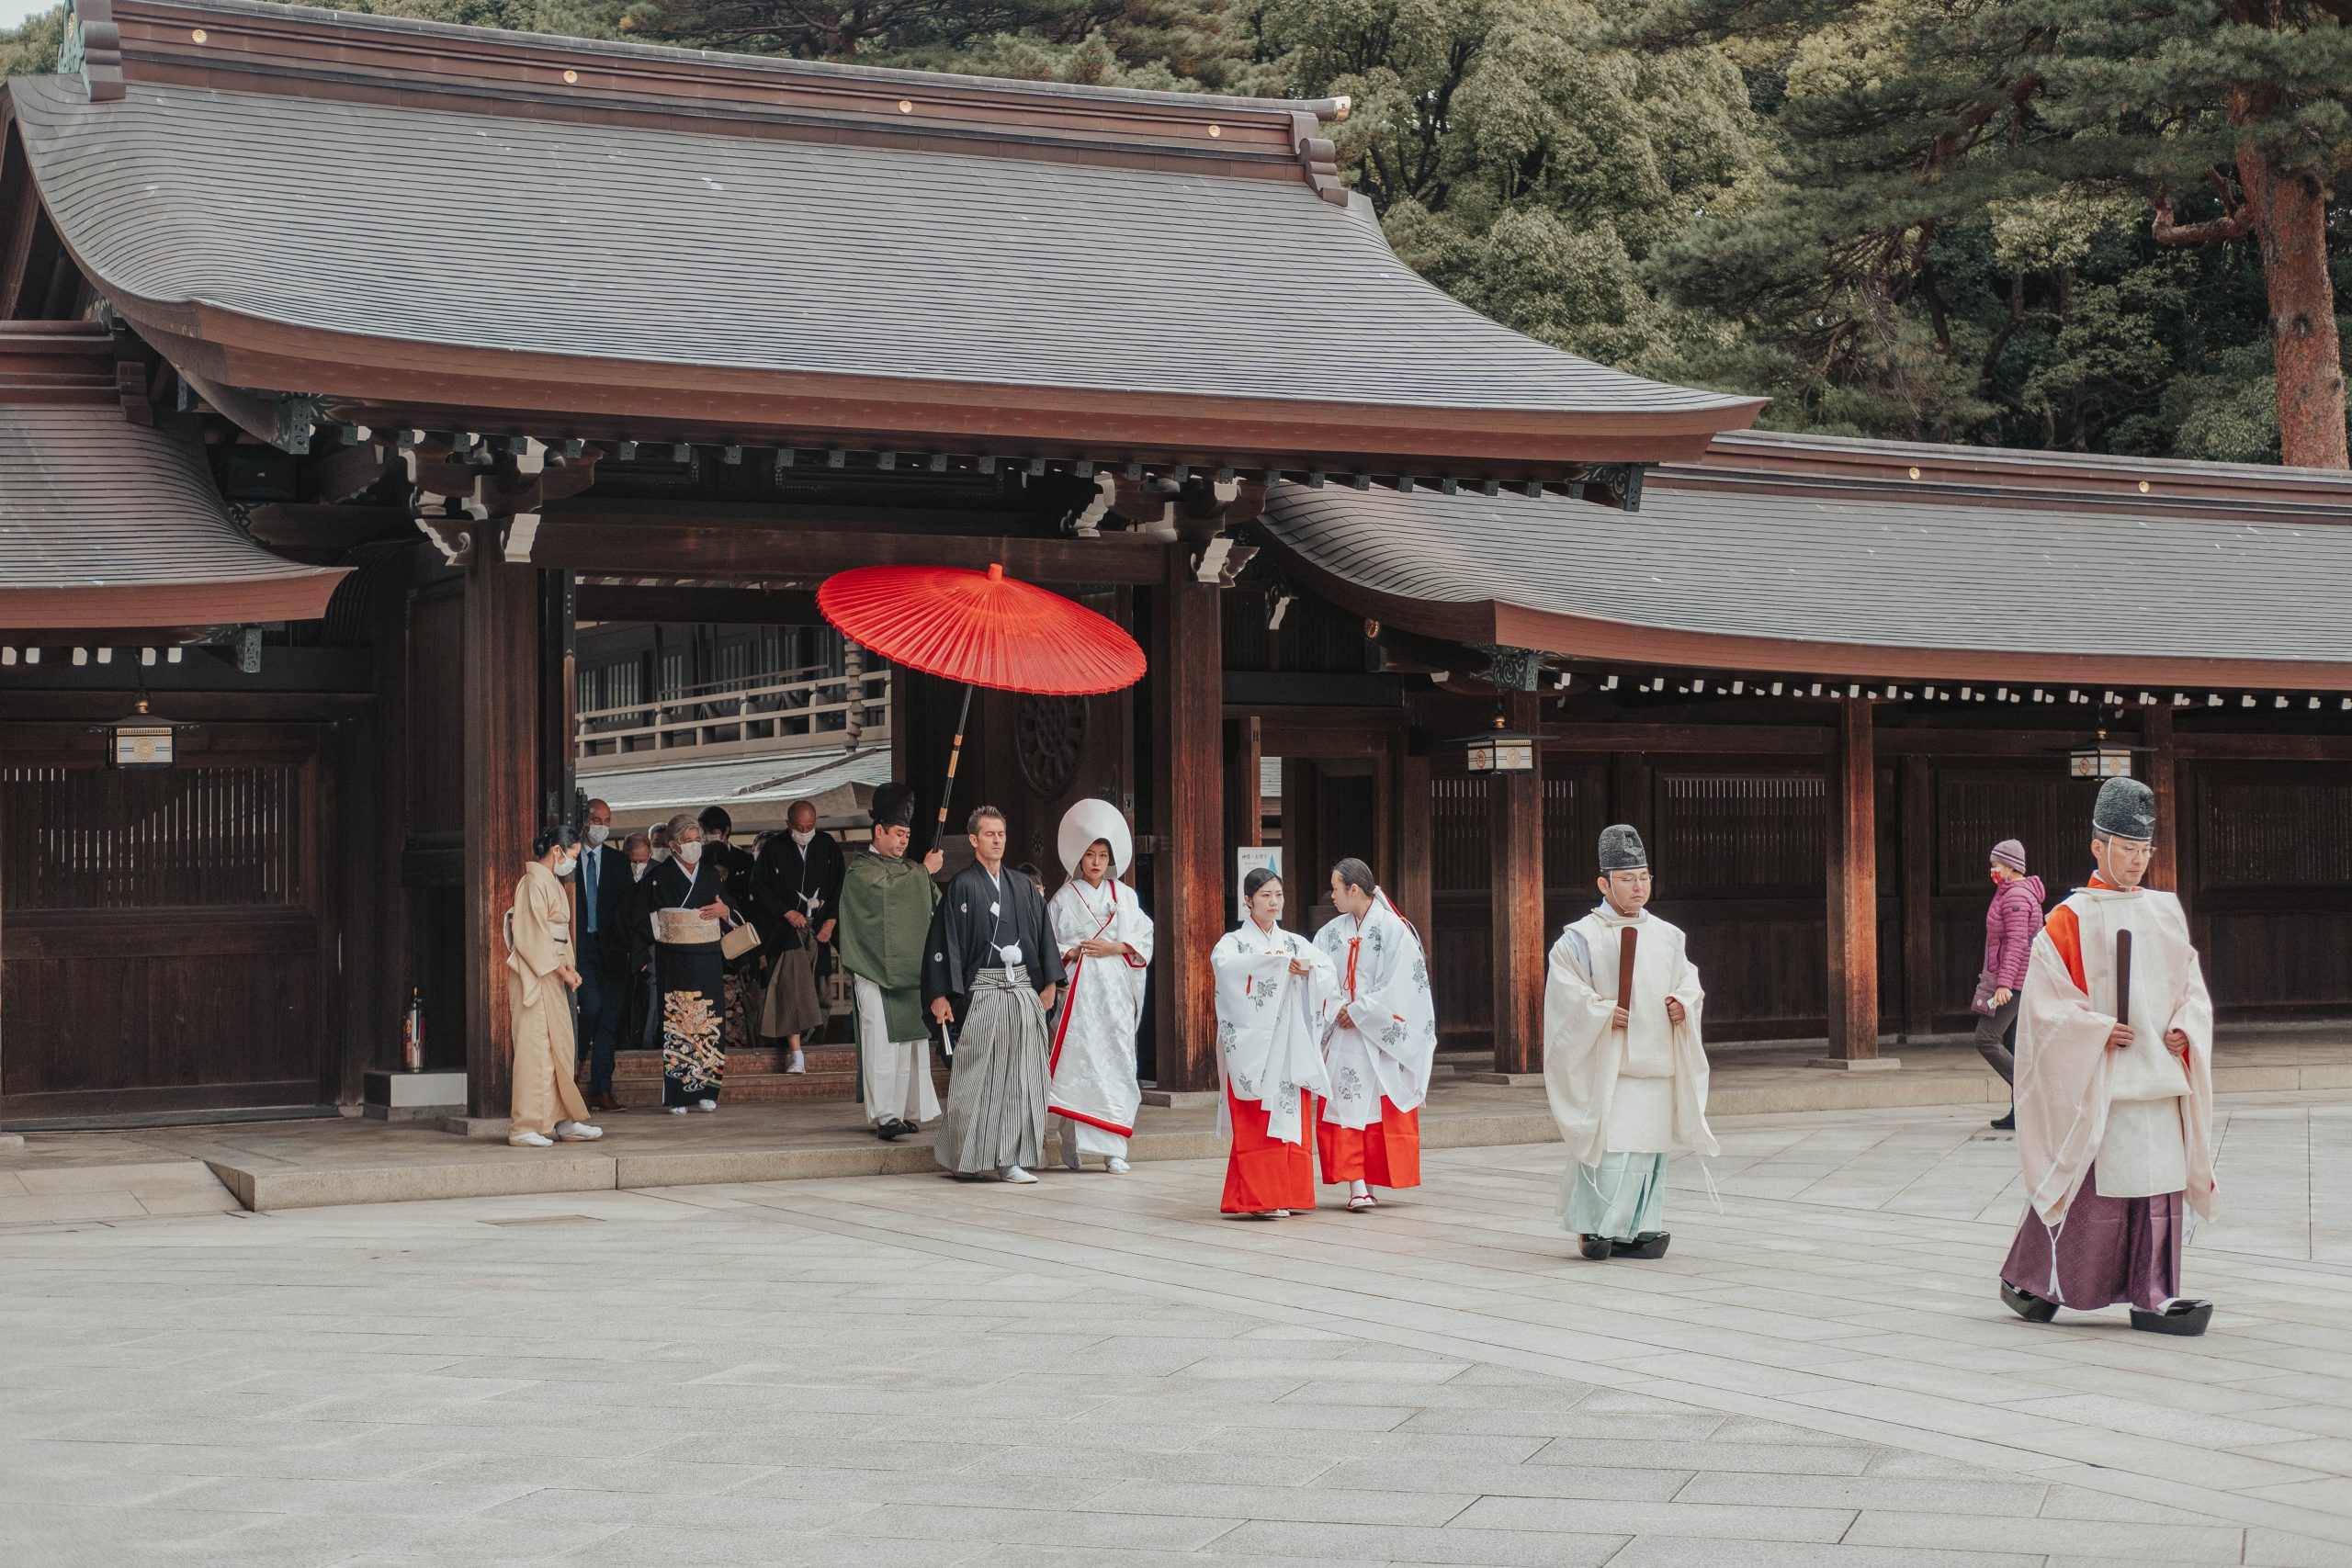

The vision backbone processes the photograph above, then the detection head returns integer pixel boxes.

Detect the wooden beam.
[1488,689,1545,1075]
[575,584,822,626]
[1151,553,1223,1093]
[532,513,1167,584]
[2144,705,2180,903]
[2170,730,2352,761]
[1543,722,1832,755]
[1898,755,1934,1042]
[462,553,540,1120]
[1826,698,1882,1060]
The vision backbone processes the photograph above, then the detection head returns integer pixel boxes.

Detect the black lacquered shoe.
[1577,1235,1612,1260]
[2130,1299,2212,1337]
[2001,1281,2059,1323]
[876,1121,905,1142]
[1614,1232,1671,1260]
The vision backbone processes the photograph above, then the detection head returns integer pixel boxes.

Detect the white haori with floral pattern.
[1314,890,1439,1131]
[1212,919,1336,1145]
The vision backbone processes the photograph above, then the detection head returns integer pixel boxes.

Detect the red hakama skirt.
[1222,1083,1317,1214]
[1317,1096,1422,1190]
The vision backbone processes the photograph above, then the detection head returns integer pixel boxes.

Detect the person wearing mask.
[640,812,744,1113]
[573,797,633,1114]
[505,824,602,1148]
[1975,840,2043,1132]
[698,807,766,1055]
[622,831,658,1055]
[925,806,1063,1182]
[648,822,673,865]
[753,798,845,1075]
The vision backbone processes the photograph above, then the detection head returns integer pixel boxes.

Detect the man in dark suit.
[752,797,847,1072]
[575,796,634,1112]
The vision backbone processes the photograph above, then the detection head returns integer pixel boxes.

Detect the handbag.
[1971,967,1998,1017]
[720,920,762,962]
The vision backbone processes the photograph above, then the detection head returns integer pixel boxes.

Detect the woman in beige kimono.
[506,824,604,1148]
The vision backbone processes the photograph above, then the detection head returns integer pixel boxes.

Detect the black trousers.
[576,946,628,1096]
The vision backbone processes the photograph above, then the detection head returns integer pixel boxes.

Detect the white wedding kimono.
[1543,904,1715,1239]
[1211,919,1335,1145]
[1313,891,1439,1130]
[1046,875,1153,1158]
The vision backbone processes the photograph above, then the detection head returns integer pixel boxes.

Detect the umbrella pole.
[931,682,976,856]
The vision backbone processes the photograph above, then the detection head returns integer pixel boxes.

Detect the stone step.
[605,1068,947,1107]
[611,1047,858,1078]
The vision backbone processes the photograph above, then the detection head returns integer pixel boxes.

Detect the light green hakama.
[1563,1150,1668,1242]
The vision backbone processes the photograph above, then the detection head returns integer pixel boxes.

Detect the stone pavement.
[4,1030,2343,1216]
[6,1094,2352,1566]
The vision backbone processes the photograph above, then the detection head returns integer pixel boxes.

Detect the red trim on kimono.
[1048,1105,1134,1138]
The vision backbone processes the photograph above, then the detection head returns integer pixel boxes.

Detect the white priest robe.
[1543,904,1717,1171]
[2013,878,2216,1227]
[1046,875,1153,1157]
[1313,891,1439,1132]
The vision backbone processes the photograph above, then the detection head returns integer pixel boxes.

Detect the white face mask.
[630,862,650,882]
[554,852,578,879]
[790,828,815,848]
[650,848,672,863]
[585,824,610,845]
[678,841,705,867]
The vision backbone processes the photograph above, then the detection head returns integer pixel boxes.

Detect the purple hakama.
[2001,1164,2183,1313]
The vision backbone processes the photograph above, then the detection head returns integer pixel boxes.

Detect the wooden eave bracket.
[63,0,127,102]
[1291,112,1348,207]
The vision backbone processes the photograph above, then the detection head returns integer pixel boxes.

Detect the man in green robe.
[838,782,944,1141]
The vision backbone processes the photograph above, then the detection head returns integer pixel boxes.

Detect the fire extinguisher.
[402,987,427,1074]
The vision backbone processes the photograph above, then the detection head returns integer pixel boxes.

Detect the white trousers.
[854,974,939,1125]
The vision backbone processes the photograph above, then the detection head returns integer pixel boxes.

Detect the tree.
[1636,0,2351,467]
[0,6,68,77]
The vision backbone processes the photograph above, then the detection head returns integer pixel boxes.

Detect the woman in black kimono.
[639,812,745,1113]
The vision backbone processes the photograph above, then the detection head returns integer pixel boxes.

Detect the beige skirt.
[761,942,825,1042]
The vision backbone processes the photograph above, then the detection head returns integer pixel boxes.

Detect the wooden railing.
[576,662,890,766]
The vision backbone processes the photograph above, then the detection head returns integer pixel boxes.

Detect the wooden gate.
[0,723,333,1122]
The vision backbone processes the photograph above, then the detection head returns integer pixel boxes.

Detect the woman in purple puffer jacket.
[1975,839,2044,1131]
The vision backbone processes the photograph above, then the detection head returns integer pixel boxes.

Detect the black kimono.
[923,860,1066,1175]
[639,857,742,1107]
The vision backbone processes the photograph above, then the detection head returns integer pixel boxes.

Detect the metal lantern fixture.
[1464,712,1538,774]
[91,694,189,770]
[2065,726,2143,780]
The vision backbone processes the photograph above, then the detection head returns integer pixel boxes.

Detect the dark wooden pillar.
[1396,746,1434,948]
[462,550,540,1119]
[1825,698,1883,1061]
[1488,690,1546,1073]
[1151,552,1222,1092]
[1898,755,1935,1041]
[2144,705,2181,901]
[1225,714,1261,854]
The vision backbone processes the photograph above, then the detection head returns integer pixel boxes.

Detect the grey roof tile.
[6,73,1749,416]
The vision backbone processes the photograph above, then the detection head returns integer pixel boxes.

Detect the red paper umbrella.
[818,563,1147,849]
[817,563,1145,695]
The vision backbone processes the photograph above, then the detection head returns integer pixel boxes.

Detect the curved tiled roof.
[6,73,1746,421]
[1261,444,2352,688]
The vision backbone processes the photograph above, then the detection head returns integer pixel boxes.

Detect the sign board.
[1236,845,1282,921]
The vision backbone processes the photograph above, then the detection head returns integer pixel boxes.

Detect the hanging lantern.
[90,694,189,770]
[2066,727,2141,779]
[1464,712,1537,773]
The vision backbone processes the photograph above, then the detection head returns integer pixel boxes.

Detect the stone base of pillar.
[1138,1089,1220,1110]
[1804,1056,1904,1072]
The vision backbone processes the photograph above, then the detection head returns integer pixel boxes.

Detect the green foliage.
[0,6,69,78]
